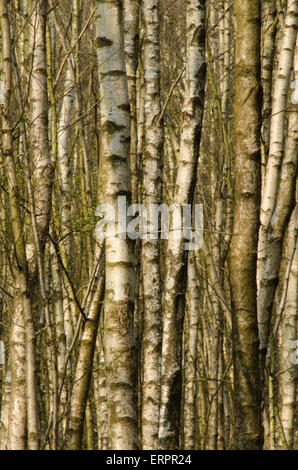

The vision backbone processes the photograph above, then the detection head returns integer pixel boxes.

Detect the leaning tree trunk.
[258,0,298,294]
[258,0,298,355]
[96,0,138,450]
[229,0,262,450]
[257,41,298,368]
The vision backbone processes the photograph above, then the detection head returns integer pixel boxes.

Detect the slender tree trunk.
[141,0,163,450]
[1,0,27,449]
[183,251,199,449]
[94,337,108,450]
[274,203,297,449]
[124,0,139,204]
[9,308,26,450]
[30,0,53,251]
[58,65,74,254]
[260,0,276,178]
[0,366,11,450]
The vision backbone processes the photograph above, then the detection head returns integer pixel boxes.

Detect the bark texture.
[96,0,137,449]
[230,0,262,450]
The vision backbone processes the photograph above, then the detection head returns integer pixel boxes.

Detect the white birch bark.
[258,80,298,352]
[258,33,298,353]
[30,0,53,251]
[9,307,26,449]
[58,66,74,248]
[94,339,108,450]
[260,0,276,174]
[276,204,298,449]
[0,366,11,450]
[183,252,199,449]
[141,0,163,450]
[1,0,27,450]
[124,0,139,203]
[50,243,68,444]
[57,58,75,356]
[258,0,298,289]
[96,0,137,449]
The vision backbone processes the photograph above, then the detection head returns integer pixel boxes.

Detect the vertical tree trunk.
[26,0,55,449]
[9,310,26,449]
[183,251,199,449]
[141,0,163,450]
[1,0,27,450]
[124,0,140,203]
[30,0,53,251]
[93,338,109,450]
[96,0,137,449]
[230,0,262,450]
[260,0,276,177]
[276,205,297,449]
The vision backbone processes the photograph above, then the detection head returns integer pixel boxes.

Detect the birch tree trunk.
[258,0,298,292]
[96,0,137,449]
[58,65,74,255]
[1,0,27,449]
[258,66,298,359]
[30,0,53,252]
[230,0,262,450]
[93,338,108,449]
[24,0,55,449]
[0,366,11,450]
[9,309,26,449]
[141,0,163,450]
[183,251,199,449]
[260,0,276,176]
[158,0,206,449]
[124,0,139,203]
[55,38,75,427]
[276,204,298,449]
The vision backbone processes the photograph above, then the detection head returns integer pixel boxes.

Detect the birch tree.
[124,0,140,203]
[96,0,137,449]
[141,0,163,450]
[0,0,296,452]
[275,204,298,449]
[183,251,199,449]
[1,0,28,450]
[258,0,298,294]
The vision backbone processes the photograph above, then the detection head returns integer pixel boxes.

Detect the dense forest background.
[0,0,297,450]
